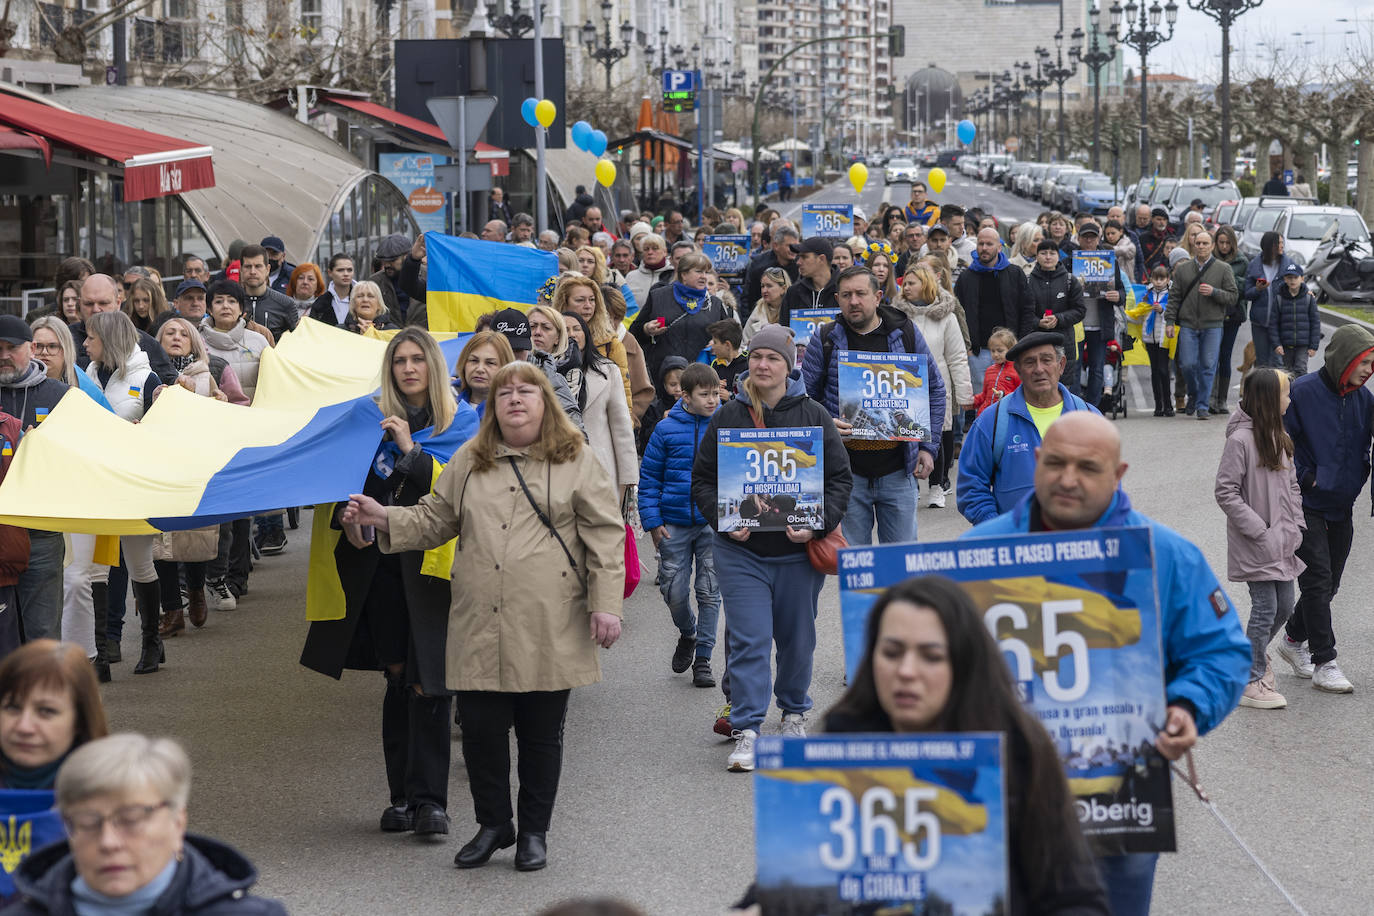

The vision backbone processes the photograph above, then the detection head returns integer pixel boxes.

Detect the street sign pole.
[459,102,467,232]
[427,95,498,235]
[532,0,548,234]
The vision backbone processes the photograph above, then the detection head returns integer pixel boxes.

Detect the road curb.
[1318,306,1374,332]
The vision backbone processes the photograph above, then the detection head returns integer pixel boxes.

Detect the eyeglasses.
[63,801,171,838]
[32,343,61,353]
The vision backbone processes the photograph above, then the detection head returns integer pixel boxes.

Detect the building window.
[37,2,64,47]
[300,0,322,34]
[162,21,186,61]
[164,0,192,18]
[134,18,158,60]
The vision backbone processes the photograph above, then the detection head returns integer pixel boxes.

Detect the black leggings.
[1145,343,1172,409]
[154,560,206,612]
[934,430,955,489]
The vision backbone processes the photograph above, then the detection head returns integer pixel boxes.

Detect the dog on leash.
[1237,340,1257,379]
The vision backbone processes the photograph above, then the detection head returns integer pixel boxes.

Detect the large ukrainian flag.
[0,319,469,535]
[423,232,560,332]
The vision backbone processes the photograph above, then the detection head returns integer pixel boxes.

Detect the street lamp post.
[1111,0,1178,181]
[1042,27,1082,161]
[1080,3,1119,173]
[581,0,634,92]
[486,0,540,37]
[1025,51,1050,160]
[1188,0,1263,181]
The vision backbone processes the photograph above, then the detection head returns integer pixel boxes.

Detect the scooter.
[1308,225,1374,305]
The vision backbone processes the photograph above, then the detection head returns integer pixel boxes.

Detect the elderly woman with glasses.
[9,734,286,915]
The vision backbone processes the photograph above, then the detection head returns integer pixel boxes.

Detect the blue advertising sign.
[661,69,698,93]
[789,307,838,347]
[701,234,752,277]
[837,527,1176,855]
[716,427,825,532]
[802,203,855,239]
[754,734,1007,914]
[838,350,931,441]
[1072,249,1116,297]
[379,153,450,236]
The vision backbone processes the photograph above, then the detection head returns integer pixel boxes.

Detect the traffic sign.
[426,95,497,151]
[662,69,698,114]
[1005,136,1020,153]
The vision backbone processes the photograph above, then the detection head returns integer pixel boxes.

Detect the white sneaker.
[1238,680,1287,709]
[1312,661,1354,694]
[780,713,808,737]
[727,729,757,772]
[927,485,946,509]
[209,580,236,611]
[1275,638,1313,678]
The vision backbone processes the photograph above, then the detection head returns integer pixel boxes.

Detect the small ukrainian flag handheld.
[0,440,11,458]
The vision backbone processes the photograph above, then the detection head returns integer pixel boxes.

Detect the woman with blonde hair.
[1008,221,1043,275]
[31,317,109,405]
[342,360,624,872]
[155,317,248,405]
[122,278,167,334]
[344,279,398,333]
[554,276,632,409]
[575,245,610,285]
[303,328,477,838]
[742,266,790,346]
[916,255,972,349]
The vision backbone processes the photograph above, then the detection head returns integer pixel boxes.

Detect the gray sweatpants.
[1246,579,1296,681]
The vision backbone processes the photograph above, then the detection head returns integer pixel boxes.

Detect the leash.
[1169,749,1310,916]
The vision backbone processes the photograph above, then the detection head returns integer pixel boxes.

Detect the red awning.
[0,94,213,201]
[320,93,509,174]
[0,127,51,166]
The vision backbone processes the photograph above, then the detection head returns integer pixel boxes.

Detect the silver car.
[1270,206,1372,271]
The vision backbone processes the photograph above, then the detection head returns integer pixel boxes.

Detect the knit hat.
[629,221,652,239]
[747,324,797,372]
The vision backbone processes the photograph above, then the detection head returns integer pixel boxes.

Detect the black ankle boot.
[132,580,164,674]
[90,581,111,683]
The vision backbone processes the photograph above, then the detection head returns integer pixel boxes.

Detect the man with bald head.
[965,410,1250,916]
[956,331,1098,523]
[953,226,1035,384]
[72,275,177,385]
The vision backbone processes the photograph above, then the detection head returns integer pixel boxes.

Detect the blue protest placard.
[716,427,825,532]
[789,307,838,347]
[837,527,1175,855]
[701,234,752,277]
[838,350,931,441]
[0,789,64,897]
[802,203,854,239]
[753,734,1007,913]
[1072,249,1116,297]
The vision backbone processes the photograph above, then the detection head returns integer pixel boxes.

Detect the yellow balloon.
[535,99,557,128]
[595,159,617,188]
[927,167,947,193]
[848,162,868,194]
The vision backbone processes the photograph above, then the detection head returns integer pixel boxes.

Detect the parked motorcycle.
[1308,228,1374,305]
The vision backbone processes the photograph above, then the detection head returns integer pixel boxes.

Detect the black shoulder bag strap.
[507,456,577,570]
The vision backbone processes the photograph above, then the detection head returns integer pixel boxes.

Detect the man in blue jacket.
[801,266,945,544]
[966,411,1250,916]
[1275,324,1374,693]
[957,331,1098,524]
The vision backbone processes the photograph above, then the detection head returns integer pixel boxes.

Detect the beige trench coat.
[379,440,625,693]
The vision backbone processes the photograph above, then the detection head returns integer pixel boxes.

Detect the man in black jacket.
[368,234,415,322]
[1025,239,1086,395]
[778,237,837,327]
[261,236,296,294]
[954,227,1035,383]
[239,245,299,343]
[742,224,799,323]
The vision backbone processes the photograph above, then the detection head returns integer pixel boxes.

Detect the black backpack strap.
[508,456,577,570]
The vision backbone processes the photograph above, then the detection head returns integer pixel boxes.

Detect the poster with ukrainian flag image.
[1072,249,1116,297]
[790,307,839,347]
[702,234,752,278]
[837,527,1175,855]
[838,350,931,442]
[753,733,1007,915]
[717,427,824,532]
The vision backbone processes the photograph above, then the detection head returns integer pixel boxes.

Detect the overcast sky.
[1135,0,1374,79]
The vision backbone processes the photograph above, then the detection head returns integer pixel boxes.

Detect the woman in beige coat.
[342,360,625,874]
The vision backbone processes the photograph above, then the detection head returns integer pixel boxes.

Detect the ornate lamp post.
[1042,27,1082,161]
[1188,0,1263,180]
[486,0,540,37]
[1111,0,1178,180]
[1025,51,1051,160]
[1080,3,1119,172]
[581,0,635,92]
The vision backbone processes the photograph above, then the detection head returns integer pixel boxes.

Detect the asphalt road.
[94,188,1368,914]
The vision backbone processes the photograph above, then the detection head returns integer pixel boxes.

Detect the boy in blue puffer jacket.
[639,362,724,687]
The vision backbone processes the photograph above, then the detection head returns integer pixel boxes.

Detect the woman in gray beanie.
[690,324,852,773]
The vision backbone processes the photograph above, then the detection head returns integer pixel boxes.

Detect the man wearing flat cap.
[956,329,1100,524]
[370,233,417,322]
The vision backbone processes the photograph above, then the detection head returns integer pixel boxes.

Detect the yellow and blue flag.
[423,232,559,332]
[0,789,64,897]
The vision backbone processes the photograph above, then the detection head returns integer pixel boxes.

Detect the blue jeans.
[1250,323,1273,369]
[1176,326,1223,415]
[1081,329,1105,405]
[967,347,994,385]
[714,539,824,733]
[657,522,721,657]
[841,470,917,546]
[17,530,65,641]
[1097,852,1159,916]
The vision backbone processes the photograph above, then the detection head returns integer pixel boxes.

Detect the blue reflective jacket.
[965,489,1251,736]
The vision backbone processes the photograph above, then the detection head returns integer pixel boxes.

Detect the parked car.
[1004,161,1035,193]
[935,149,962,168]
[1017,164,1050,198]
[1236,195,1317,258]
[979,154,1013,182]
[1047,167,1090,211]
[1269,205,1372,271]
[919,151,938,167]
[1210,199,1241,229]
[1071,173,1121,215]
[1039,164,1078,203]
[1161,178,1241,225]
[884,157,919,184]
[959,155,985,177]
[1142,177,1181,210]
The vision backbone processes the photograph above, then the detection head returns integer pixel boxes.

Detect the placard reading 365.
[716,427,825,532]
[838,350,931,441]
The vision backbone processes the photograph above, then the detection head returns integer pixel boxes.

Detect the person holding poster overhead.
[691,325,851,773]
[800,267,945,545]
[965,412,1249,916]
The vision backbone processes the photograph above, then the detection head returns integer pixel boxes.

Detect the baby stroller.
[1100,303,1132,420]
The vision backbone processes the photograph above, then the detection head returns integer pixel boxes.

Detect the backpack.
[987,396,1012,489]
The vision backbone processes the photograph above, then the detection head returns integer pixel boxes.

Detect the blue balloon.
[588,129,608,157]
[571,120,594,151]
[957,119,977,145]
[521,98,539,128]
